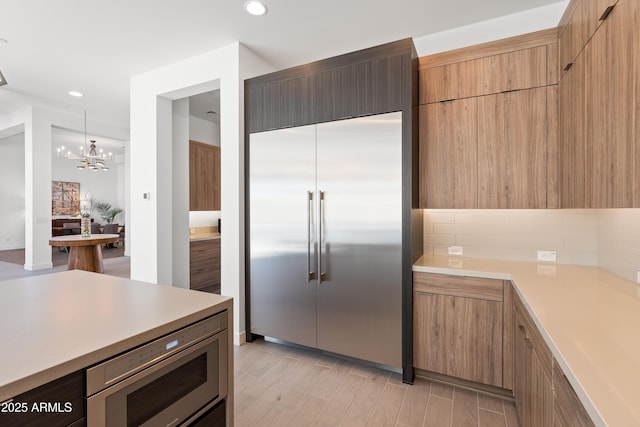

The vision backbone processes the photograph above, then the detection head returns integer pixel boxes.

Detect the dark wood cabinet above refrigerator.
[246,39,414,133]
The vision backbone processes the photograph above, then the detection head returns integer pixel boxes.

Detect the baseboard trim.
[415,368,514,400]
[235,330,246,346]
[24,262,53,271]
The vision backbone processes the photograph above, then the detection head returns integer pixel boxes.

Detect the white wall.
[189,115,220,146]
[597,209,640,283]
[0,134,25,250]
[172,98,190,289]
[130,42,274,345]
[52,153,123,224]
[413,1,569,56]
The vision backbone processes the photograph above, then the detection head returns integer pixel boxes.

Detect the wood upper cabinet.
[558,0,639,208]
[478,87,548,208]
[189,140,221,211]
[418,30,558,209]
[558,0,619,75]
[584,0,637,208]
[421,46,547,103]
[419,98,478,208]
[413,273,507,388]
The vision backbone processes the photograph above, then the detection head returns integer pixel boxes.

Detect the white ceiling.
[1,0,565,133]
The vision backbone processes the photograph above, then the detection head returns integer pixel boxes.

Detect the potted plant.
[95,201,124,224]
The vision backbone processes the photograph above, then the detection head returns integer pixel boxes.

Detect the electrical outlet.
[448,246,463,256]
[537,250,557,262]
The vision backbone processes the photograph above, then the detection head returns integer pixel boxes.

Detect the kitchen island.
[414,255,640,427]
[0,270,233,425]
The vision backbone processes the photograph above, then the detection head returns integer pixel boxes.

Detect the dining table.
[48,234,120,273]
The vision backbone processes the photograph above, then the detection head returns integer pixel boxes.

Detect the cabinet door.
[414,291,503,387]
[189,141,220,211]
[419,98,478,208]
[513,317,531,427]
[558,50,586,208]
[530,351,554,427]
[584,0,635,207]
[421,47,546,103]
[553,361,595,427]
[478,87,547,208]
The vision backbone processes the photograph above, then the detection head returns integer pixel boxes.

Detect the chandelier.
[57,111,112,171]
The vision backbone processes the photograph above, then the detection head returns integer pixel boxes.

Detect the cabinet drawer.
[413,272,503,301]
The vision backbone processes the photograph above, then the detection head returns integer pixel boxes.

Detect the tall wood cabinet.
[189,140,221,211]
[558,0,639,208]
[418,29,558,209]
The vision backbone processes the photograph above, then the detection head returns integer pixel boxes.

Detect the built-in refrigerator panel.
[249,112,403,368]
[249,125,317,348]
[315,112,403,367]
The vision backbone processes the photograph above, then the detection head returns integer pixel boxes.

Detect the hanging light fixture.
[57,111,112,171]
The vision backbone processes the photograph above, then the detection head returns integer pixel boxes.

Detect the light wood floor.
[0,255,130,282]
[234,338,521,427]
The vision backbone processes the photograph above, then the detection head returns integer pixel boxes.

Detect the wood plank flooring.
[234,338,521,427]
[0,255,130,281]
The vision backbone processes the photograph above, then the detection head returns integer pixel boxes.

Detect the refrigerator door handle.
[307,191,316,282]
[317,190,325,284]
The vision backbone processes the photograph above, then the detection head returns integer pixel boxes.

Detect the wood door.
[478,87,547,208]
[413,291,503,387]
[419,98,478,208]
[585,0,635,207]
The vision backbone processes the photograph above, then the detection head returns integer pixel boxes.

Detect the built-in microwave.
[86,312,228,426]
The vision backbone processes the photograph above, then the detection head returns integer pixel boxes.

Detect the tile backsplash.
[597,209,640,283]
[423,209,640,283]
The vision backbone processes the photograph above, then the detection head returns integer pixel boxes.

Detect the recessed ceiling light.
[244,1,268,16]
[69,90,84,97]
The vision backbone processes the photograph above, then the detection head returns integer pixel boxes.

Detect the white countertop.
[0,270,231,401]
[414,255,640,427]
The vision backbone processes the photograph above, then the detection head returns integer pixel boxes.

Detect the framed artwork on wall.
[52,181,80,215]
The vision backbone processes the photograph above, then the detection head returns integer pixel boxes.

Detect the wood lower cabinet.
[513,295,553,427]
[190,239,221,294]
[553,361,595,427]
[413,273,509,388]
[513,287,594,426]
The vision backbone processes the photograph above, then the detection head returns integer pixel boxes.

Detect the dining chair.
[91,223,102,234]
[103,223,119,247]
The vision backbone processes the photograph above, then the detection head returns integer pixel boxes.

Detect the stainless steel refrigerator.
[249,111,402,367]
